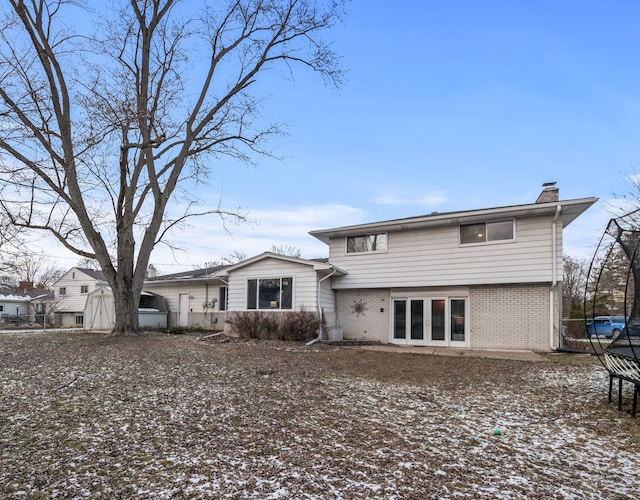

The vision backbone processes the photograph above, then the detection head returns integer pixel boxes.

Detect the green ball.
[492,428,502,435]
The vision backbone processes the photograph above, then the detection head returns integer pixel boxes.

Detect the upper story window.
[59,287,67,295]
[346,233,387,254]
[460,220,514,245]
[80,285,89,294]
[247,277,293,310]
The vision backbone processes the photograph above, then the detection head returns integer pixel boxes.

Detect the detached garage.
[84,287,168,331]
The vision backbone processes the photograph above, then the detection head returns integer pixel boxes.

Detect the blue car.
[587,316,626,338]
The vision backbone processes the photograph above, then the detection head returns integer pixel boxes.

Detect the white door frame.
[391,295,469,348]
[390,297,427,346]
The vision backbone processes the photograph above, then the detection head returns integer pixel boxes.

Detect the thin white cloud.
[148,203,368,272]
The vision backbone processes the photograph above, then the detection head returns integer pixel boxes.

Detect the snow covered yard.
[1,331,639,499]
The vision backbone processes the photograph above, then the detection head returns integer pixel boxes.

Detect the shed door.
[178,293,189,327]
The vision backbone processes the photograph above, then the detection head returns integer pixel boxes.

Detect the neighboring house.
[51,267,107,327]
[143,265,229,330]
[0,282,52,326]
[0,286,32,324]
[308,186,597,351]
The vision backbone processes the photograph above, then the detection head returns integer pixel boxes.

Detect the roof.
[145,265,228,282]
[76,267,107,281]
[0,287,32,303]
[309,196,598,244]
[216,252,347,276]
[0,285,52,302]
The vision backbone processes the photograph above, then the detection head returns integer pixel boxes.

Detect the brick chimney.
[536,182,559,203]
[19,281,34,291]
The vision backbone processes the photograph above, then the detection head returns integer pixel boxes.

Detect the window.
[460,220,514,245]
[247,277,293,309]
[59,287,67,295]
[219,287,227,311]
[80,285,89,294]
[346,233,387,253]
[0,305,3,312]
[75,315,84,325]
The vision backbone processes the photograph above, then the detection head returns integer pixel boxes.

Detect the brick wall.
[470,283,559,351]
[335,289,390,343]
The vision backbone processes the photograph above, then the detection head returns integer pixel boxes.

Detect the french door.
[392,298,427,345]
[392,297,468,347]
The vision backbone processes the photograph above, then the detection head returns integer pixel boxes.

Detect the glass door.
[450,299,467,346]
[427,298,468,347]
[392,298,426,345]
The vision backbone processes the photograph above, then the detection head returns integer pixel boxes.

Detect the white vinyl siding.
[328,216,561,289]
[226,258,320,312]
[142,282,223,312]
[318,277,336,326]
[53,269,106,313]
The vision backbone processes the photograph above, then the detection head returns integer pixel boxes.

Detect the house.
[307,186,597,351]
[51,267,107,326]
[151,185,595,351]
[56,186,598,352]
[0,282,52,327]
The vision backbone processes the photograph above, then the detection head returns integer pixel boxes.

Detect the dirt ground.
[1,331,639,499]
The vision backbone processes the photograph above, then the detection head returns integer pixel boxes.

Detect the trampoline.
[586,216,640,417]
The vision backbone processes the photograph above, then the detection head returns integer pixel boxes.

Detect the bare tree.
[3,252,64,288]
[0,0,343,334]
[75,257,102,272]
[563,254,587,318]
[270,244,301,257]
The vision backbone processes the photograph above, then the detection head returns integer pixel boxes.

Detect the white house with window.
[308,186,597,351]
[51,267,107,327]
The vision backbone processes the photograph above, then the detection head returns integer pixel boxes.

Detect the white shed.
[84,287,168,330]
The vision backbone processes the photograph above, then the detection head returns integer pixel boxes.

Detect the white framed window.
[80,285,89,294]
[460,220,514,245]
[346,233,387,254]
[247,277,293,310]
[59,287,67,295]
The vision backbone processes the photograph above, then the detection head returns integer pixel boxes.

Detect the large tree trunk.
[112,284,140,335]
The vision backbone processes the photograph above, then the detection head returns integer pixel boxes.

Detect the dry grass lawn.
[1,331,639,499]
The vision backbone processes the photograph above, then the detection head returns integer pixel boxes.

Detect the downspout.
[306,268,338,347]
[217,278,229,332]
[550,205,561,350]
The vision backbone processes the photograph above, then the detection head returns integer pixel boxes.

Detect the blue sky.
[45,0,640,272]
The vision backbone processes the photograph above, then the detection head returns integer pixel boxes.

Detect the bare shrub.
[227,310,320,341]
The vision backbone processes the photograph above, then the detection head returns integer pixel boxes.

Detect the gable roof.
[309,196,598,244]
[76,267,107,281]
[216,252,346,276]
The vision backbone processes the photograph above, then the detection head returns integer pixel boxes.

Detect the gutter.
[550,205,561,350]
[305,268,338,348]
